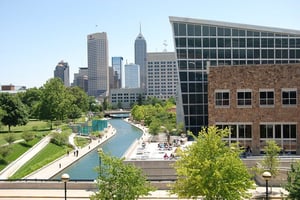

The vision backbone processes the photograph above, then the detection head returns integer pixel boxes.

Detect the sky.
[1,0,300,88]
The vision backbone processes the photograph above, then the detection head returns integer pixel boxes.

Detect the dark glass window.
[188,38,195,47]
[195,49,202,59]
[215,91,230,106]
[173,23,179,36]
[179,38,186,47]
[225,28,231,36]
[179,23,186,36]
[218,38,225,47]
[177,49,187,59]
[233,49,239,59]
[268,38,274,48]
[225,49,231,59]
[179,72,187,81]
[218,49,225,59]
[218,27,224,36]
[187,24,195,36]
[282,38,288,48]
[237,91,252,106]
[225,38,231,47]
[195,38,201,47]
[210,38,216,47]
[254,38,260,47]
[239,38,245,47]
[195,25,201,36]
[268,50,274,59]
[203,38,209,47]
[240,49,246,59]
[178,60,187,70]
[239,30,245,36]
[282,50,288,59]
[296,39,300,48]
[275,125,281,138]
[254,50,260,58]
[276,50,281,59]
[210,49,216,59]
[247,49,254,59]
[247,31,254,36]
[247,38,254,47]
[282,90,297,105]
[260,91,274,105]
[232,29,239,36]
[210,26,216,36]
[188,49,195,59]
[261,38,268,48]
[275,38,281,48]
[181,83,188,92]
[232,38,239,47]
[203,26,209,36]
[290,50,296,58]
[262,49,268,59]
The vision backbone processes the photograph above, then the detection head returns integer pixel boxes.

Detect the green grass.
[0,120,50,145]
[0,138,40,171]
[10,143,70,179]
[74,136,91,148]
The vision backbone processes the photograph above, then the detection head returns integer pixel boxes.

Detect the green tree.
[91,151,155,200]
[38,78,71,129]
[18,87,42,119]
[171,126,254,200]
[0,93,29,132]
[284,161,300,199]
[22,131,35,143]
[67,86,89,112]
[259,140,281,178]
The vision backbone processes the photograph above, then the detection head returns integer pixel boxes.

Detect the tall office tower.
[112,57,123,88]
[124,63,140,88]
[170,16,300,135]
[147,52,178,100]
[72,67,88,93]
[54,60,70,87]
[87,32,109,97]
[134,26,147,88]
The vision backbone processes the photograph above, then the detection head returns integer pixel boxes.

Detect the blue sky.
[1,0,300,88]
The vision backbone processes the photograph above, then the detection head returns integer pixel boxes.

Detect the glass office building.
[169,16,300,135]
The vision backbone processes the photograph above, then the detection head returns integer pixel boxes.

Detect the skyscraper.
[170,16,300,135]
[112,57,123,88]
[134,26,147,88]
[87,32,109,97]
[124,63,140,88]
[54,60,70,87]
[72,67,88,93]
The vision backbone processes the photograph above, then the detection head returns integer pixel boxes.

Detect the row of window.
[173,23,300,41]
[215,89,297,107]
[216,123,297,139]
[176,37,300,48]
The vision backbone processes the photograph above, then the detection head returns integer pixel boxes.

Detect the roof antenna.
[139,22,142,34]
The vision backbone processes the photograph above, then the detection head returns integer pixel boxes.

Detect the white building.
[147,52,178,100]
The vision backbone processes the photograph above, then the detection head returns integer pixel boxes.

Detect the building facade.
[54,60,70,87]
[112,57,123,88]
[87,32,109,97]
[147,52,178,100]
[134,29,147,89]
[208,64,300,155]
[124,63,140,88]
[170,16,300,135]
[110,88,146,109]
[72,67,88,93]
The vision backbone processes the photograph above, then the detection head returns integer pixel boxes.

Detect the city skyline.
[0,0,300,88]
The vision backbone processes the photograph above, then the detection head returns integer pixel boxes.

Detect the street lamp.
[61,173,70,200]
[97,148,103,175]
[262,171,272,200]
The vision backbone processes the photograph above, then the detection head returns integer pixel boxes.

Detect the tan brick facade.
[208,64,300,155]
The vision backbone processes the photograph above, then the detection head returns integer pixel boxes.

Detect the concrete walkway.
[25,125,116,179]
[0,136,52,179]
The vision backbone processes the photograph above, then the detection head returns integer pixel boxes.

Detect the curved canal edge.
[25,124,117,179]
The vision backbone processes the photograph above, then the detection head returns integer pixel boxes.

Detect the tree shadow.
[0,159,8,165]
[19,142,32,148]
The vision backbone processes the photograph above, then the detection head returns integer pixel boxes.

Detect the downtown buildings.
[134,28,147,89]
[170,16,300,153]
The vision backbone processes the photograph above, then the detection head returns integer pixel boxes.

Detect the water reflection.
[52,119,142,180]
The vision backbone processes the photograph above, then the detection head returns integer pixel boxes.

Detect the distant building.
[110,88,146,109]
[87,32,109,97]
[124,63,140,88]
[170,16,300,135]
[72,67,88,93]
[112,57,123,88]
[0,84,26,94]
[147,52,178,100]
[134,27,147,88]
[54,60,70,87]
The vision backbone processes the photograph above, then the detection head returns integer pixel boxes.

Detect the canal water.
[52,118,143,180]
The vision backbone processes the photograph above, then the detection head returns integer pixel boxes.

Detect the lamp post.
[97,148,103,175]
[262,171,272,200]
[61,173,70,200]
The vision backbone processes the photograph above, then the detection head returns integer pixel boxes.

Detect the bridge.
[104,110,131,118]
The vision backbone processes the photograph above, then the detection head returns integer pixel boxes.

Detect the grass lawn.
[0,120,50,145]
[0,138,40,171]
[74,136,91,148]
[10,142,71,179]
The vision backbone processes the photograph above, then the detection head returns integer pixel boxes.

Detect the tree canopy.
[0,93,29,132]
[91,151,155,200]
[170,126,254,200]
[285,161,300,199]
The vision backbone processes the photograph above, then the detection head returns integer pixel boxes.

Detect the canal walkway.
[25,125,116,179]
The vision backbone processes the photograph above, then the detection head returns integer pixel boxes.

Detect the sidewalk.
[25,125,116,179]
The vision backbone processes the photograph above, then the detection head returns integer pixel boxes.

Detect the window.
[260,124,273,138]
[237,90,252,106]
[260,90,274,106]
[282,89,297,105]
[215,90,230,107]
[238,125,252,138]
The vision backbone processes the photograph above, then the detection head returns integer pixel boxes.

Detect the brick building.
[208,64,300,155]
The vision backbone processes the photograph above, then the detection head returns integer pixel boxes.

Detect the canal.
[52,118,143,180]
